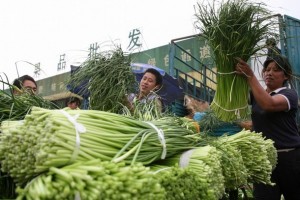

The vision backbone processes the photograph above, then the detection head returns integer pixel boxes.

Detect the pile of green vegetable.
[151,165,216,200]
[149,129,277,198]
[0,76,59,199]
[0,107,199,185]
[0,82,58,121]
[16,159,165,200]
[122,95,164,121]
[210,138,248,190]
[195,0,275,121]
[209,130,277,186]
[0,107,278,199]
[153,145,225,200]
[67,45,136,113]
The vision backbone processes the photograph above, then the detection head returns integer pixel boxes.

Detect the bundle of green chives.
[121,95,163,121]
[213,129,276,185]
[16,159,165,200]
[154,145,225,200]
[151,165,216,200]
[0,75,58,199]
[210,137,249,190]
[0,107,199,185]
[194,0,274,121]
[67,45,136,113]
[0,86,58,121]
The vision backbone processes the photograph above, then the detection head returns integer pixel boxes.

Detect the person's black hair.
[12,75,37,89]
[263,55,293,87]
[144,68,163,86]
[67,97,81,106]
[265,38,277,46]
[263,55,293,79]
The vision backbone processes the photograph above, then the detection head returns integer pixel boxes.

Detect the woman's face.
[139,72,158,96]
[263,61,288,91]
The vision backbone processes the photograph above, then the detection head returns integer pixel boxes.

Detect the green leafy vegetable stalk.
[195,0,274,121]
[67,45,136,113]
[16,159,165,200]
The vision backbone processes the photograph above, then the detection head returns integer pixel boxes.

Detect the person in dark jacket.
[235,55,300,200]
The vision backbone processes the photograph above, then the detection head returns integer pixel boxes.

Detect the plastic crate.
[209,123,242,137]
[169,100,188,117]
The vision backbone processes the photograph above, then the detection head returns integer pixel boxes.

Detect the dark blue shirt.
[251,87,300,149]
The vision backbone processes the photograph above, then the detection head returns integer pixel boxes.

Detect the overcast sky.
[1,0,300,83]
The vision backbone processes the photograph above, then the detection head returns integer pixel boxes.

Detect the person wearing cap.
[12,74,37,95]
[235,55,300,200]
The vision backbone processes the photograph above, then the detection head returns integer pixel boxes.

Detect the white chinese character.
[181,49,192,62]
[51,83,56,91]
[127,29,142,51]
[164,54,169,67]
[148,58,156,66]
[59,82,65,91]
[39,85,43,93]
[199,43,211,59]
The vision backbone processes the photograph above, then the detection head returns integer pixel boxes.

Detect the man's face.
[139,72,158,96]
[23,80,37,94]
[13,79,37,95]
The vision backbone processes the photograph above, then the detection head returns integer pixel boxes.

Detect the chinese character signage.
[127,28,142,51]
[130,35,214,74]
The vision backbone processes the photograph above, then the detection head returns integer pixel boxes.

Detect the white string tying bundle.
[217,68,252,78]
[211,100,248,119]
[74,191,81,200]
[217,71,236,75]
[59,110,86,162]
[217,70,250,102]
[179,149,194,168]
[153,167,171,174]
[145,121,167,159]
